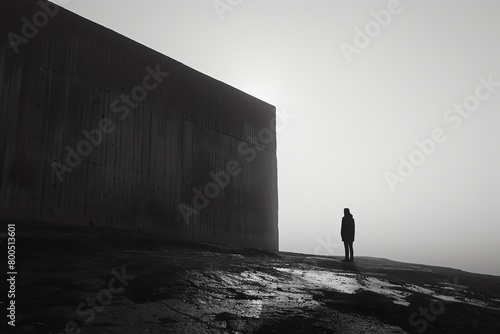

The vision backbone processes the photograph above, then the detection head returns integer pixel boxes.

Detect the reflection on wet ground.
[13,224,500,333]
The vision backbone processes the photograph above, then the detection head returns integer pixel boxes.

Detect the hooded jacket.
[341,213,355,242]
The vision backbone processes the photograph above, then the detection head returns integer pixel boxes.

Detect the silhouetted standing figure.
[341,208,355,262]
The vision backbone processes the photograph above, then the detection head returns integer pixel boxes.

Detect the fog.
[54,0,500,276]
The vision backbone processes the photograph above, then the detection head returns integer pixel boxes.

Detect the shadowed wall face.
[0,0,278,250]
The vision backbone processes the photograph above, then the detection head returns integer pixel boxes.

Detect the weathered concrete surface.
[10,223,500,333]
[0,0,278,250]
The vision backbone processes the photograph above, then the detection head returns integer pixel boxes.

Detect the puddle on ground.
[362,277,411,306]
[274,267,360,294]
[274,268,413,307]
[183,266,500,325]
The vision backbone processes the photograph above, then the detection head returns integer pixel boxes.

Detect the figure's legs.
[348,241,354,261]
[343,242,349,261]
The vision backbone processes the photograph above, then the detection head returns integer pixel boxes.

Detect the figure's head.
[344,208,351,216]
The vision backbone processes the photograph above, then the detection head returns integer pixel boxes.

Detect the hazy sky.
[52,0,500,276]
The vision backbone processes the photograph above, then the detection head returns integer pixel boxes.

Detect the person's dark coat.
[341,213,355,242]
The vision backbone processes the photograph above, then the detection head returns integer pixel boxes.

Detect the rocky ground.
[4,222,500,333]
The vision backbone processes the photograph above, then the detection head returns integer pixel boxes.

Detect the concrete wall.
[0,0,278,250]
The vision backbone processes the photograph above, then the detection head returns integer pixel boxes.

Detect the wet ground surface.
[5,223,500,333]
